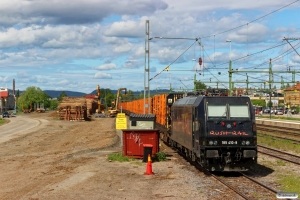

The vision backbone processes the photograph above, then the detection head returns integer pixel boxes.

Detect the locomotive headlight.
[246,141,250,145]
[241,141,246,145]
[214,140,218,145]
[209,141,213,145]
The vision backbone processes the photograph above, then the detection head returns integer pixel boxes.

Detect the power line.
[149,39,198,81]
[283,37,300,57]
[200,0,299,39]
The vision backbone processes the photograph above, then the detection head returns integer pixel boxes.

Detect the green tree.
[16,89,20,98]
[58,91,68,102]
[251,100,266,107]
[194,81,207,91]
[267,100,273,108]
[99,88,116,107]
[121,90,135,102]
[17,86,49,111]
[49,99,58,110]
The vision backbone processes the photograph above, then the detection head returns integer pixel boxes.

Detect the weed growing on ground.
[258,134,300,154]
[278,174,300,194]
[0,118,6,125]
[107,153,136,162]
[154,152,167,162]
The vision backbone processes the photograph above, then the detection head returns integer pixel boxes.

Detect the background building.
[284,81,300,109]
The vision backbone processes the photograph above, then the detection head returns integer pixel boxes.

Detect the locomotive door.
[193,107,201,158]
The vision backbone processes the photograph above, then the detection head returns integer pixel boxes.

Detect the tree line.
[15,82,225,111]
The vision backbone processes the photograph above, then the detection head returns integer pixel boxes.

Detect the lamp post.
[269,84,272,119]
[226,39,232,96]
[266,81,272,119]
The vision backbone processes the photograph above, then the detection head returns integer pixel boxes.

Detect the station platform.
[256,118,300,129]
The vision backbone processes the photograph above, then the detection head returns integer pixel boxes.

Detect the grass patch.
[107,153,136,162]
[130,161,143,166]
[275,160,286,166]
[258,134,300,154]
[53,116,59,120]
[0,118,6,125]
[107,152,167,163]
[153,152,167,162]
[278,174,300,193]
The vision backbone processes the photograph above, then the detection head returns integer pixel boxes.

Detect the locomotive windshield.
[207,104,250,120]
[207,105,227,119]
[229,105,250,119]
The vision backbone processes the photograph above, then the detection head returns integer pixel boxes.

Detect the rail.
[258,145,300,166]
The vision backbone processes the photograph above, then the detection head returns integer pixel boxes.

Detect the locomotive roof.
[173,95,203,106]
[172,95,251,106]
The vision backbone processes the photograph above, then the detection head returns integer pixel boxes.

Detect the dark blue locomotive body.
[169,95,257,171]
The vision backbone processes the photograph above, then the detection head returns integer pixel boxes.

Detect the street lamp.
[226,40,232,60]
[226,39,232,96]
[266,81,272,119]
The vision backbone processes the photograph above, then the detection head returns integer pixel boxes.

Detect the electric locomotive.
[168,94,257,171]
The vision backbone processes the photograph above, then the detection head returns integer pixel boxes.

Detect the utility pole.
[269,59,273,119]
[144,20,150,114]
[246,73,249,94]
[229,60,233,96]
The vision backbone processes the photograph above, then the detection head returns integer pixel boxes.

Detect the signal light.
[199,57,202,66]
[221,121,225,127]
[233,122,237,127]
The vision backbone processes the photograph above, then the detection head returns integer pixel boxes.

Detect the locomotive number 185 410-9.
[222,141,238,145]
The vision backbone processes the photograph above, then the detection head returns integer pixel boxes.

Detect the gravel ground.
[0,111,299,199]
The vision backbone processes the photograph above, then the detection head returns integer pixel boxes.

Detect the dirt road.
[0,115,49,143]
[0,112,244,200]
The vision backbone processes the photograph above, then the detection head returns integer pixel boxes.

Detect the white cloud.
[0,75,9,82]
[0,0,299,92]
[121,60,142,69]
[94,63,117,70]
[94,72,112,79]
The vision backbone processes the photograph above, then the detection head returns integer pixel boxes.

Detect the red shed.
[122,129,159,158]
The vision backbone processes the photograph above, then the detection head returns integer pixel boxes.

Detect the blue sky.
[0,0,300,93]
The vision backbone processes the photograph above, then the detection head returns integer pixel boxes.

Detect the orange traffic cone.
[144,154,154,175]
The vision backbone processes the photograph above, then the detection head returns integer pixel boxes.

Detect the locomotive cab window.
[207,105,227,120]
[229,105,250,120]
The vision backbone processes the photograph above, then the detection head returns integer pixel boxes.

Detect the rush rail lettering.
[209,131,249,136]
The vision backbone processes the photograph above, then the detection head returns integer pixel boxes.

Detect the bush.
[155,152,167,162]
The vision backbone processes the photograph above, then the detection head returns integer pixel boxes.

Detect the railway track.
[258,132,300,144]
[257,124,300,136]
[210,171,278,200]
[258,145,300,165]
[173,147,279,200]
[257,124,300,144]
